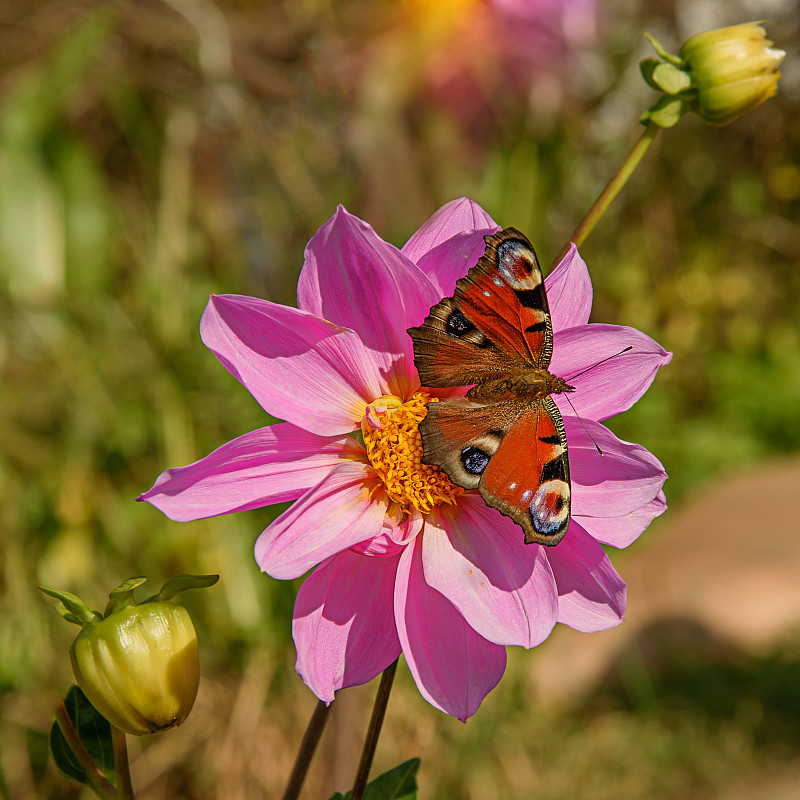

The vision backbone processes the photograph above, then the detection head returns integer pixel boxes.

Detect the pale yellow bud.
[70,602,200,735]
[680,22,785,124]
[640,22,785,128]
[41,574,218,736]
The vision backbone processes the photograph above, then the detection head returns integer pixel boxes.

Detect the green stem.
[110,726,134,800]
[281,700,332,800]
[54,703,119,800]
[350,659,399,800]
[552,121,660,267]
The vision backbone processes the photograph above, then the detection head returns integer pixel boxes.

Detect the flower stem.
[110,726,134,800]
[552,121,660,266]
[350,659,399,800]
[281,699,332,800]
[54,702,119,800]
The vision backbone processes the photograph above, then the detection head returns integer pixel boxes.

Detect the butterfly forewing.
[408,229,553,387]
[408,298,522,388]
[458,229,554,369]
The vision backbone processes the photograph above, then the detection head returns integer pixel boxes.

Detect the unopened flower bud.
[640,22,785,128]
[681,22,785,124]
[41,574,218,735]
[70,600,199,735]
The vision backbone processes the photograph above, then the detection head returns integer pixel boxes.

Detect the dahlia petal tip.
[292,550,402,700]
[548,523,628,633]
[200,292,383,435]
[545,244,593,330]
[401,197,499,266]
[299,204,438,398]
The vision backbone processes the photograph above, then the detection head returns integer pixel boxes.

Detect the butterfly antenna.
[562,394,603,455]
[560,346,633,455]
[565,346,633,383]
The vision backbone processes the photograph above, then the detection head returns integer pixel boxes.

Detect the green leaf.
[329,758,421,800]
[152,574,220,602]
[640,59,691,96]
[50,686,115,791]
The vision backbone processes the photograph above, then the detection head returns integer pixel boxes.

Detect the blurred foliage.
[1,0,798,798]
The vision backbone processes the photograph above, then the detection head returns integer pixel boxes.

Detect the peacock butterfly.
[407,228,574,546]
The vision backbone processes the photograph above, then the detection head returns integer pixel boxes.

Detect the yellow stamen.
[362,391,463,514]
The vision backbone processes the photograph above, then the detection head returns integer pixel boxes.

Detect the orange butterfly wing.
[421,396,570,545]
[408,228,571,546]
[478,399,570,544]
[408,228,552,388]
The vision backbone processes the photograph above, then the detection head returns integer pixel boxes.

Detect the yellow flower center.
[362,391,463,514]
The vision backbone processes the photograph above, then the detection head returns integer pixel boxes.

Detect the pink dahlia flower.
[140,198,670,721]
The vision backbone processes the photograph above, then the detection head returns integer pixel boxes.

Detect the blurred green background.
[1,0,799,798]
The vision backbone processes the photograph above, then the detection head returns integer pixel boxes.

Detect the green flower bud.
[681,22,785,125]
[41,574,218,736]
[70,600,199,735]
[639,22,785,128]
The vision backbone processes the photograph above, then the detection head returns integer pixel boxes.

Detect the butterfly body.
[465,371,572,405]
[408,228,574,546]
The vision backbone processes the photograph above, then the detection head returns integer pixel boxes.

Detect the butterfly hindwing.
[479,397,570,545]
[418,396,526,489]
[408,228,553,388]
[421,396,570,545]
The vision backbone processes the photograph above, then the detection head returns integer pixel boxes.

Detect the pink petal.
[422,497,557,648]
[544,244,593,331]
[565,417,667,518]
[547,521,627,632]
[349,530,405,558]
[394,534,506,721]
[254,462,388,579]
[292,550,402,703]
[414,229,499,299]
[576,490,667,549]
[401,197,498,264]
[296,207,439,399]
[350,510,424,557]
[550,323,672,421]
[138,423,364,522]
[201,294,383,436]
